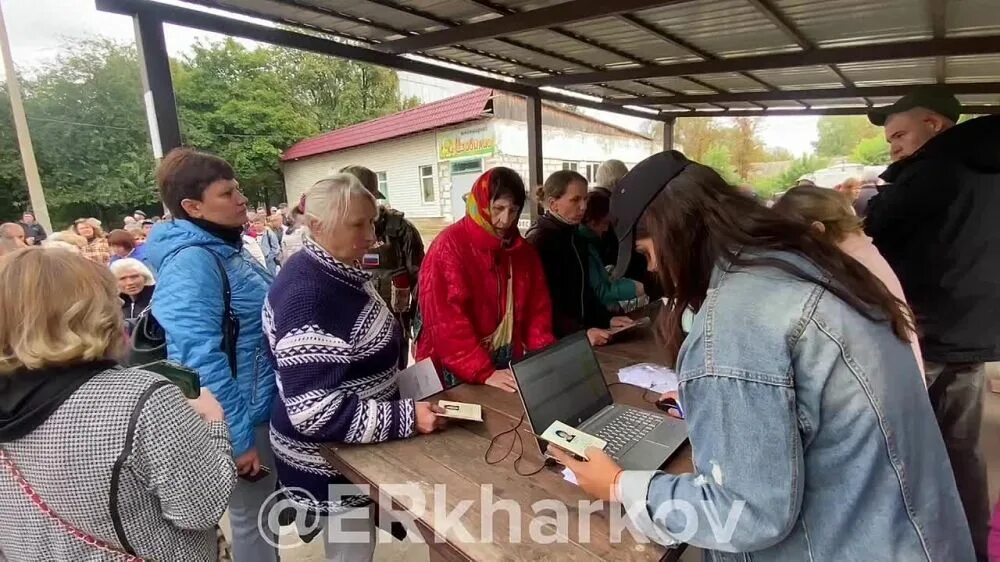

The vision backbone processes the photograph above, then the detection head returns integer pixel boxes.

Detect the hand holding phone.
[239,465,271,483]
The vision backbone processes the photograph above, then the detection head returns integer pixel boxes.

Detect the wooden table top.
[320,328,692,561]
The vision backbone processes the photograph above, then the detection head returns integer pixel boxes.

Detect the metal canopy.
[96,0,1000,119]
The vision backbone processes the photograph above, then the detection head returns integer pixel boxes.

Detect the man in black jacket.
[18,212,46,245]
[866,85,1000,560]
[340,165,425,368]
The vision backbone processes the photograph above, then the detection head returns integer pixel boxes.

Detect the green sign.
[438,127,495,160]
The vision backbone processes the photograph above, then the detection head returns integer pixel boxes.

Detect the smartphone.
[240,465,271,482]
[138,360,201,398]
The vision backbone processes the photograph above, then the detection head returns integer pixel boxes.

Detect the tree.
[851,136,891,165]
[813,115,883,157]
[674,118,722,161]
[19,39,158,226]
[702,145,739,185]
[0,82,28,222]
[173,40,421,208]
[726,117,764,180]
[0,38,421,226]
[760,146,794,162]
[753,153,830,197]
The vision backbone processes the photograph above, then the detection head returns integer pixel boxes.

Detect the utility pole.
[0,0,51,232]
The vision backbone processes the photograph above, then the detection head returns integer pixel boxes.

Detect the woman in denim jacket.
[553,152,974,562]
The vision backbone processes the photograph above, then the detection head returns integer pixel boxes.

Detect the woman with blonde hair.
[0,247,235,561]
[44,230,87,254]
[265,174,447,561]
[773,185,923,374]
[834,176,862,203]
[73,218,111,265]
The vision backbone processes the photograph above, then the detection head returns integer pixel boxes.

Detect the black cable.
[607,381,660,405]
[484,412,550,477]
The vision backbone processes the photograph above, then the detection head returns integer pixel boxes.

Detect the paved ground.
[240,365,1000,561]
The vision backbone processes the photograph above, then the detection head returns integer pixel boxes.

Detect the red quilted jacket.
[415,216,556,384]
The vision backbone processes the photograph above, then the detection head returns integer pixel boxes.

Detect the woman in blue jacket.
[146,148,278,562]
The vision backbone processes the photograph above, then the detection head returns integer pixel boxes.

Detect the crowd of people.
[0,85,997,561]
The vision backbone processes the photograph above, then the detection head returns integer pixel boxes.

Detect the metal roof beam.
[660,105,999,118]
[612,13,792,108]
[380,0,695,53]
[929,0,949,83]
[93,0,663,121]
[744,0,855,107]
[610,83,1000,105]
[745,0,811,50]
[532,35,1000,86]
[358,0,663,100]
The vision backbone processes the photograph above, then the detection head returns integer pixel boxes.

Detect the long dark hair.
[638,163,912,364]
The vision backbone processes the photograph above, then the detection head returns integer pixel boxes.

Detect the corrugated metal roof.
[749,65,843,89]
[772,0,930,48]
[948,0,1000,37]
[281,88,493,161]
[633,0,802,58]
[946,54,1000,82]
[171,0,1000,118]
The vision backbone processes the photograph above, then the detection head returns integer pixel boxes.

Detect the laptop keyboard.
[593,409,662,459]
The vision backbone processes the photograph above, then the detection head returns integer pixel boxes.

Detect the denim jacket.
[617,250,973,561]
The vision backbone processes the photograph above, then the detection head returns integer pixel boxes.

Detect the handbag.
[127,249,240,378]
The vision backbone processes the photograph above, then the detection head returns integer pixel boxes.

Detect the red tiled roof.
[281,88,494,161]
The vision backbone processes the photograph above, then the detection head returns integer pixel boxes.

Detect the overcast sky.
[0,0,819,155]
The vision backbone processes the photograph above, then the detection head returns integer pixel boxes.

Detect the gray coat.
[0,368,235,561]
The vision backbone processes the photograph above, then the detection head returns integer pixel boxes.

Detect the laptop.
[511,332,688,471]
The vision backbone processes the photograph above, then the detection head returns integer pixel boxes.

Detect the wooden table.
[320,328,693,561]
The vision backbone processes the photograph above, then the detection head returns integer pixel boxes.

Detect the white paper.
[617,363,679,394]
[396,358,444,400]
[562,467,578,485]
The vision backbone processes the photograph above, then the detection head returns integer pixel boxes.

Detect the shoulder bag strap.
[108,379,170,557]
[0,382,171,562]
[204,249,239,380]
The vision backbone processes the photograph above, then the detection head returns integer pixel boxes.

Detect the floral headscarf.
[465,169,502,238]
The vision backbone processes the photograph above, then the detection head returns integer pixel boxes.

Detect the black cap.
[609,150,690,279]
[867,85,961,126]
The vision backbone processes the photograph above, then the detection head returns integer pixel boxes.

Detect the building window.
[419,165,436,203]
[450,159,483,175]
[583,163,599,182]
[375,171,388,200]
[562,162,578,172]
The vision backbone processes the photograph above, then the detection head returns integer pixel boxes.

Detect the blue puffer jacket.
[146,220,276,456]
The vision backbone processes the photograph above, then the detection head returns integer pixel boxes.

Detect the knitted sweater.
[264,236,416,513]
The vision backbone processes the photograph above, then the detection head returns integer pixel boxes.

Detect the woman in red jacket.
[415,167,556,392]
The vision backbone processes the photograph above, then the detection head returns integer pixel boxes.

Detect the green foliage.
[674,116,767,181]
[851,136,891,165]
[702,145,739,185]
[0,38,417,226]
[0,82,28,223]
[9,40,158,226]
[759,146,794,162]
[752,154,830,198]
[813,115,883,157]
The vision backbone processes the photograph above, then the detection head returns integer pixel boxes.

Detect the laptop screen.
[512,332,613,434]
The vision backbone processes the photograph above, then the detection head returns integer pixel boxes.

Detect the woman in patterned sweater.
[264,174,447,561]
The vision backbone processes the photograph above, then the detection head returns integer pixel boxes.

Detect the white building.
[281,89,654,227]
